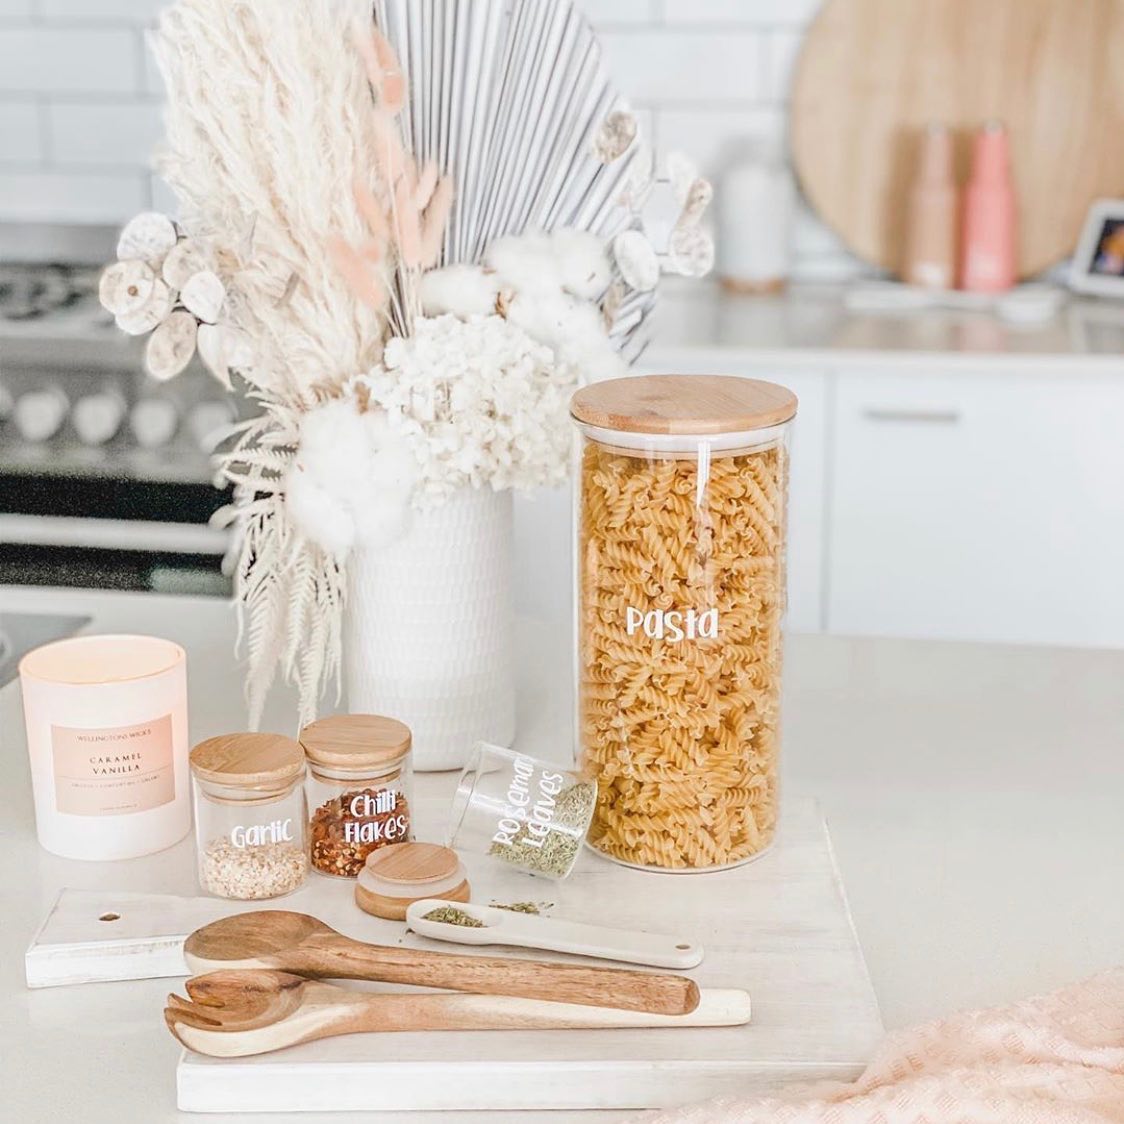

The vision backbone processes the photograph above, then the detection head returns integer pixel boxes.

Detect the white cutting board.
[176,799,882,1114]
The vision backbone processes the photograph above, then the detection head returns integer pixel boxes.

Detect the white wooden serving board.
[26,890,245,988]
[177,798,882,1114]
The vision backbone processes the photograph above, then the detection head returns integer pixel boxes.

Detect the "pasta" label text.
[625,606,718,642]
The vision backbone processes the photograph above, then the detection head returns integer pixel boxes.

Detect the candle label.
[51,714,175,816]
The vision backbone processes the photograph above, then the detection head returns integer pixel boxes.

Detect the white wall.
[0,0,864,280]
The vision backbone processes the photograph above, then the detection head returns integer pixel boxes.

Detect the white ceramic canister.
[19,634,190,860]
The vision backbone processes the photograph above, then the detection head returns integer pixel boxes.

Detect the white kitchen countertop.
[650,280,1124,370]
[0,585,1121,1122]
[8,280,1124,376]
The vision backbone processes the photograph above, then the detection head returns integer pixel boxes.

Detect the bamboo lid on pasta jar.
[570,375,797,435]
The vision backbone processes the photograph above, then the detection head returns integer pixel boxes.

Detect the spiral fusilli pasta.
[578,439,787,870]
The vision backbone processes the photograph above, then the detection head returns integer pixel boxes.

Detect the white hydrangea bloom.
[362,314,580,504]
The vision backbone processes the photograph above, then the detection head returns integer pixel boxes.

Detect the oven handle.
[0,514,230,556]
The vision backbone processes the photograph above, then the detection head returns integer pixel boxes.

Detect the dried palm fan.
[373,0,657,358]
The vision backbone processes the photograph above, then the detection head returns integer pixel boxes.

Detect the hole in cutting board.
[676,943,691,950]
[99,912,120,922]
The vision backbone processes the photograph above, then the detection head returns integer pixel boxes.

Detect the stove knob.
[187,400,236,453]
[14,388,69,443]
[129,396,180,450]
[73,390,126,447]
[0,379,13,422]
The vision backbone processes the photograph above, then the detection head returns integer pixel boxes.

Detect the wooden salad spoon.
[165,969,752,1058]
[183,911,700,1016]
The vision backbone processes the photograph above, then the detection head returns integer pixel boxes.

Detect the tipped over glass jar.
[446,742,596,880]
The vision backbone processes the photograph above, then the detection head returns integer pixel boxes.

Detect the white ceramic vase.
[344,486,516,771]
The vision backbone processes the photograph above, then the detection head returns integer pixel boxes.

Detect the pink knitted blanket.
[632,968,1124,1124]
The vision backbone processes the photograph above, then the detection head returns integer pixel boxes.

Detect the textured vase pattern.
[345,486,516,771]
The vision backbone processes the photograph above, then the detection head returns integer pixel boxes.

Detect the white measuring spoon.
[405,900,704,969]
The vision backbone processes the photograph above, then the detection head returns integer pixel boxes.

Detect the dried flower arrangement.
[99,0,713,726]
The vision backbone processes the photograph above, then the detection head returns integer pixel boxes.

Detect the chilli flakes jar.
[300,714,413,877]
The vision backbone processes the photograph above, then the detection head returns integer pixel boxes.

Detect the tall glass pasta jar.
[570,375,797,871]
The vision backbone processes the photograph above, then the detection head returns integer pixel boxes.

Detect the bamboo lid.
[570,374,797,435]
[189,732,305,786]
[299,714,412,768]
[364,842,461,886]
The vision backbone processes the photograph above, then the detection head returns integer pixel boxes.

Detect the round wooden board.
[790,0,1124,279]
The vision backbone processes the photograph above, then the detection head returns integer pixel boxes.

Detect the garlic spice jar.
[570,375,797,871]
[300,715,413,878]
[189,733,309,900]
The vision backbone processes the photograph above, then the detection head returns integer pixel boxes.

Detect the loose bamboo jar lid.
[570,374,797,435]
[355,841,470,921]
[189,732,305,786]
[299,714,412,768]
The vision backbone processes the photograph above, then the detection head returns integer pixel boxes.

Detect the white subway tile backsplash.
[0,101,43,164]
[656,105,785,176]
[0,29,139,94]
[0,1,869,278]
[579,0,656,26]
[149,172,178,217]
[48,100,161,167]
[660,0,823,25]
[598,29,763,103]
[39,0,165,22]
[763,29,803,101]
[141,31,163,95]
[0,169,146,221]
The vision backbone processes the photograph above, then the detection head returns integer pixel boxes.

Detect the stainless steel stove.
[0,223,237,594]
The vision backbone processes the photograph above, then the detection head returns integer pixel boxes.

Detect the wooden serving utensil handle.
[168,985,750,1057]
[288,934,700,1016]
[343,988,749,1033]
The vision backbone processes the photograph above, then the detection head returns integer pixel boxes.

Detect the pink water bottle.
[960,121,1017,292]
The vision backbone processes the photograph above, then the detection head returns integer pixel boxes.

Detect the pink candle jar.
[19,634,190,860]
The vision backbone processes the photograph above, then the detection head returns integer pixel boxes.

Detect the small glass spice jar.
[189,732,309,900]
[447,742,596,880]
[300,714,413,878]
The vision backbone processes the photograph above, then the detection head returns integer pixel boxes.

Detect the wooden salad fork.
[165,969,752,1058]
[183,910,699,1016]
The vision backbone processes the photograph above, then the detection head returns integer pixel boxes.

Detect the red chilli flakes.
[309,786,411,876]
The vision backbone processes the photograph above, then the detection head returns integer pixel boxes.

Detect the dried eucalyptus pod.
[145,310,198,381]
[678,178,714,227]
[180,270,226,324]
[613,230,660,292]
[162,238,214,290]
[592,109,637,163]
[116,212,178,265]
[99,259,157,317]
[115,278,174,335]
[668,224,715,278]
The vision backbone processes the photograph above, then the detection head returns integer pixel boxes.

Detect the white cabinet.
[827,368,1124,648]
[640,353,827,634]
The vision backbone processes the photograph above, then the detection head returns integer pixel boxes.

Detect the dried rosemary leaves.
[487,780,597,878]
[423,906,484,927]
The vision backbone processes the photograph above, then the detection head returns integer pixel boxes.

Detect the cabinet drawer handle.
[862,407,961,424]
